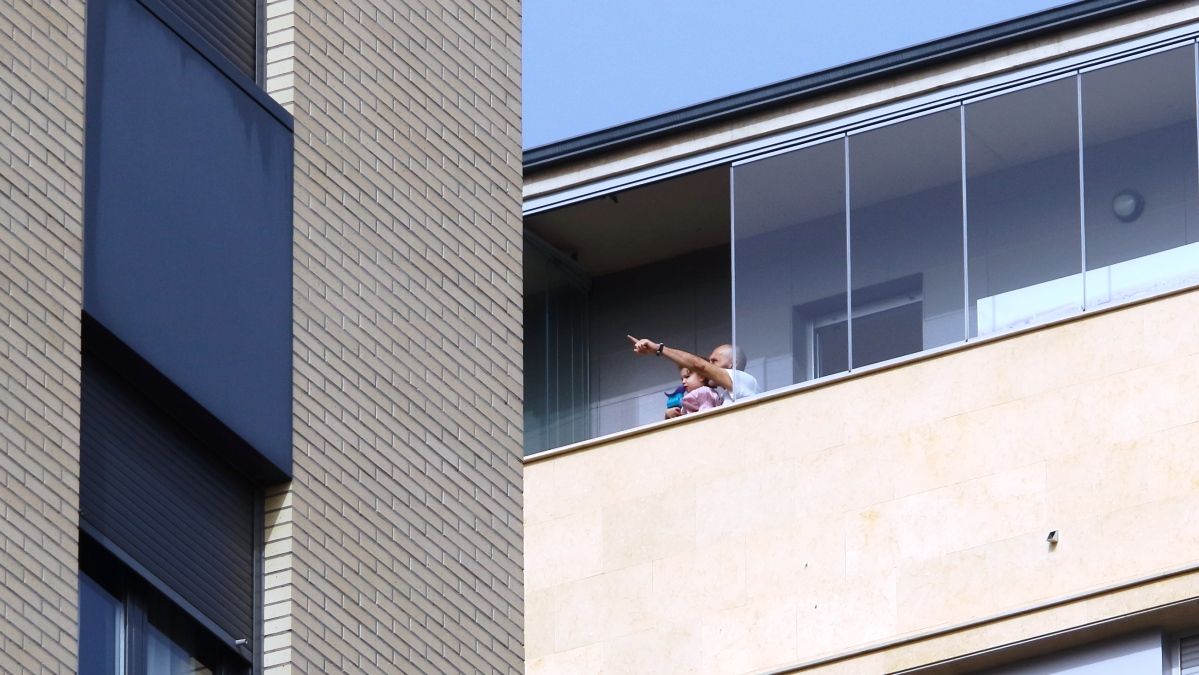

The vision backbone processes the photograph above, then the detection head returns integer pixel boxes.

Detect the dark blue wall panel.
[85,0,292,475]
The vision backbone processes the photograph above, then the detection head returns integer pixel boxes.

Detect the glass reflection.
[1082,45,1199,308]
[79,573,123,675]
[523,235,590,454]
[730,43,1199,394]
[966,77,1082,337]
[733,139,847,392]
[849,108,965,368]
[146,620,214,675]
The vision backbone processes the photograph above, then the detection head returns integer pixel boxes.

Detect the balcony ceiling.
[525,166,730,277]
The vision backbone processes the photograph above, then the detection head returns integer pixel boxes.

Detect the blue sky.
[523,0,1070,148]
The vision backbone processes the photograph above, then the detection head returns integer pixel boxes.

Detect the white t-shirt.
[719,368,759,405]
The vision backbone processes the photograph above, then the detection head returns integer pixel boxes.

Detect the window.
[1177,631,1199,673]
[79,573,123,675]
[977,631,1164,674]
[79,539,249,675]
[80,345,259,652]
[793,277,923,379]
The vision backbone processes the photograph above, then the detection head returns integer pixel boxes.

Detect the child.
[678,366,721,414]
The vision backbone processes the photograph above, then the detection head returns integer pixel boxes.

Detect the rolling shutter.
[80,356,256,645]
[1182,635,1199,674]
[153,0,257,79]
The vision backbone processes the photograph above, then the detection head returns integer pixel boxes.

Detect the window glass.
[733,138,847,392]
[966,77,1082,337]
[979,631,1162,674]
[545,252,590,445]
[80,541,249,675]
[1082,45,1199,309]
[813,320,849,377]
[850,108,965,367]
[851,299,925,366]
[79,573,123,675]
[146,619,214,675]
[523,236,590,454]
[523,244,550,454]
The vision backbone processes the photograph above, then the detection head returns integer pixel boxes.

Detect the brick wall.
[263,482,294,669]
[0,1,86,671]
[286,1,523,672]
[263,0,294,112]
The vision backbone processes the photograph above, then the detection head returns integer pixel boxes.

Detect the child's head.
[680,367,706,393]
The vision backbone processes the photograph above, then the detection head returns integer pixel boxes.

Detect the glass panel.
[522,246,549,454]
[146,619,214,675]
[850,108,964,367]
[545,253,590,446]
[813,321,848,376]
[1082,46,1199,309]
[853,300,924,365]
[523,235,590,455]
[980,631,1162,674]
[809,300,925,375]
[966,77,1082,337]
[733,138,847,393]
[79,573,123,675]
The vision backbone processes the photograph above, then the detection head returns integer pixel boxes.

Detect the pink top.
[681,386,721,414]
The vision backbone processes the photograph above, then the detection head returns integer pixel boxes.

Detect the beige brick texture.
[263,483,295,672]
[264,0,295,111]
[288,1,523,672]
[0,1,86,672]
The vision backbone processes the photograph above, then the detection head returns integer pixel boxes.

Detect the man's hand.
[627,335,660,356]
[626,333,733,392]
[665,407,683,420]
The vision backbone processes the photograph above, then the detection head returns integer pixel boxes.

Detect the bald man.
[627,336,760,419]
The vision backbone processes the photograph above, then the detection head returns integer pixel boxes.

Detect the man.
[626,336,760,419]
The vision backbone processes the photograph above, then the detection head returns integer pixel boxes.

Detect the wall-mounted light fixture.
[1112,189,1145,222]
[1046,530,1059,544]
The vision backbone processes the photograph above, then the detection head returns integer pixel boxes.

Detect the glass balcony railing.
[734,44,1197,393]
[524,41,1199,456]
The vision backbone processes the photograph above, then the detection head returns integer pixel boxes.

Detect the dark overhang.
[524,0,1179,173]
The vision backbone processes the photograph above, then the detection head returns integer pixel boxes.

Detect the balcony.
[524,286,1199,673]
[524,167,731,454]
[524,41,1199,457]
